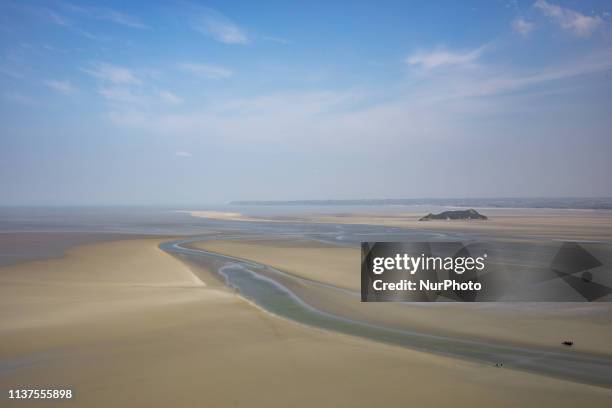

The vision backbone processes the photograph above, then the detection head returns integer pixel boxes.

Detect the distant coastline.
[229,197,612,210]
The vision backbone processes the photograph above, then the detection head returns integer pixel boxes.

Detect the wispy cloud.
[157,90,182,105]
[18,4,108,41]
[72,28,108,41]
[98,87,143,104]
[406,45,488,69]
[175,151,192,157]
[106,90,363,144]
[44,9,70,27]
[98,87,182,107]
[2,91,38,107]
[43,79,76,95]
[534,0,603,37]
[84,63,141,85]
[193,8,249,45]
[41,44,67,53]
[61,3,147,29]
[262,35,291,45]
[178,63,234,79]
[512,17,535,37]
[18,4,70,27]
[410,48,612,103]
[0,64,24,79]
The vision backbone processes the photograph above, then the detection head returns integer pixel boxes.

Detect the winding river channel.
[160,221,612,389]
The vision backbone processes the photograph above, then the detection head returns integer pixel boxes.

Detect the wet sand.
[2,237,612,407]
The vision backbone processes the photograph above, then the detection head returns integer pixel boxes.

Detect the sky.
[1,0,611,205]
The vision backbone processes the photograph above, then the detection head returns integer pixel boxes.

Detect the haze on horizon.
[1,1,611,206]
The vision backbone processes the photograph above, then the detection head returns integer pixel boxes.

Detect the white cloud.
[262,36,291,45]
[106,90,372,146]
[408,47,612,104]
[157,90,182,105]
[21,5,69,27]
[512,17,535,37]
[19,5,110,41]
[98,87,143,104]
[45,9,70,27]
[84,63,141,85]
[91,9,145,29]
[175,151,193,157]
[43,79,76,95]
[406,45,487,69]
[3,91,38,106]
[98,87,182,107]
[193,9,249,45]
[71,27,108,41]
[178,63,234,79]
[535,0,602,37]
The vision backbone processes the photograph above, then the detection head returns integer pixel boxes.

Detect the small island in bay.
[419,209,488,221]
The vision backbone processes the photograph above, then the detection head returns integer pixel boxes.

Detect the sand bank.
[0,238,205,331]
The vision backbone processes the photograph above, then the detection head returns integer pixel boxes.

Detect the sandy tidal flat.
[1,237,612,407]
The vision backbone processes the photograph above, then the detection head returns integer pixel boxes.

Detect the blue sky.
[1,0,611,205]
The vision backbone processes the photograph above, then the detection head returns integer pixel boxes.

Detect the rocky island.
[419,209,488,221]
